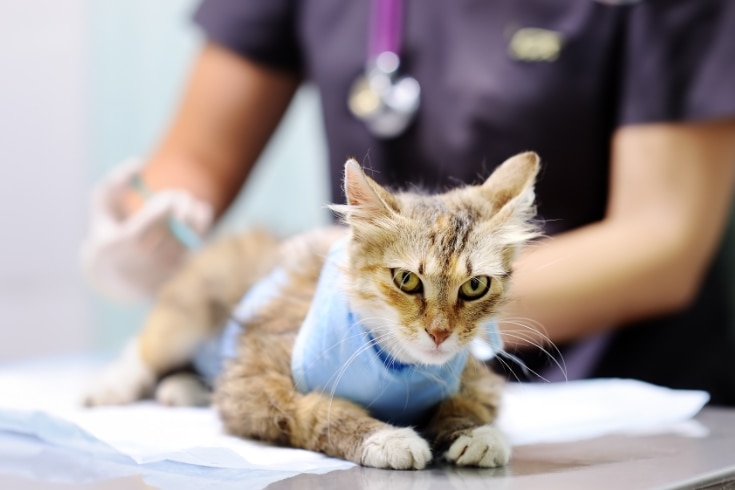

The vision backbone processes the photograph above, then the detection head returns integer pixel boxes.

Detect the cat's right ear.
[331,159,399,225]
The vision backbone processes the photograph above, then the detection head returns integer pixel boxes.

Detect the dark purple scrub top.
[193,0,735,405]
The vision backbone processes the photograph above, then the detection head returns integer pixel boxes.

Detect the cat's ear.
[331,159,399,224]
[480,152,541,244]
[481,151,540,209]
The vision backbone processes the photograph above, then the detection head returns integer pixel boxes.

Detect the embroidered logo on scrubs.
[508,28,564,62]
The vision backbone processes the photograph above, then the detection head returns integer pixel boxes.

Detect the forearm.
[134,42,300,217]
[502,219,706,346]
[501,120,735,347]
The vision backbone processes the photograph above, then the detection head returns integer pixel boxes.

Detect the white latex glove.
[81,158,214,302]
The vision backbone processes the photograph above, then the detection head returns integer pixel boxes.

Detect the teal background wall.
[0,0,90,360]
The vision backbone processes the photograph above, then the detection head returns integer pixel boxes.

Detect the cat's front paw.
[361,428,432,470]
[444,425,510,468]
[83,341,156,406]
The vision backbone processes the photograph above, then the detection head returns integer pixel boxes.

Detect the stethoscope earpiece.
[349,51,420,139]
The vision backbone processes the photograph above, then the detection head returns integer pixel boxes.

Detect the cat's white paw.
[361,427,432,470]
[444,425,510,468]
[84,340,156,406]
[155,373,211,407]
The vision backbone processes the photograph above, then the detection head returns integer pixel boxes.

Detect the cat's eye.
[392,269,423,294]
[458,276,491,301]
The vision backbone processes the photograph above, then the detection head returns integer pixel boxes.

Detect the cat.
[84,151,541,470]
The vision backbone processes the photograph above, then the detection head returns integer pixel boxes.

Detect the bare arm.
[131,42,300,217]
[502,119,735,347]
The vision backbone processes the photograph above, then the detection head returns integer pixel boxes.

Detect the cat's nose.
[425,327,450,346]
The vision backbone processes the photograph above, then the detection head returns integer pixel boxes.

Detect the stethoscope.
[348,0,420,138]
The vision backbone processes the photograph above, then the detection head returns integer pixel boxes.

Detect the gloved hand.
[80,158,214,302]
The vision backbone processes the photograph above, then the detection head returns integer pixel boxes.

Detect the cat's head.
[331,152,540,366]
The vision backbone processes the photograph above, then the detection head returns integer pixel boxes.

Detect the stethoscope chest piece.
[349,51,420,138]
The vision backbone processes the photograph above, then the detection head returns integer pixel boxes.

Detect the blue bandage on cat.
[291,239,503,426]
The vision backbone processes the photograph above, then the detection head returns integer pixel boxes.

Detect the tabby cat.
[85,151,541,470]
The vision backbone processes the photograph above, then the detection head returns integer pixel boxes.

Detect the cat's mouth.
[412,344,458,365]
[382,331,462,366]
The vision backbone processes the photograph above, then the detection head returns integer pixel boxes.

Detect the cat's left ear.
[333,159,399,224]
[481,151,540,209]
[480,152,541,243]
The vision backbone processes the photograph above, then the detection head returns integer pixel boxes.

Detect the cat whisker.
[327,332,390,395]
[317,314,400,360]
[500,317,568,381]
[323,330,397,440]
[414,364,455,394]
[491,353,525,384]
[494,332,568,382]
[501,316,551,344]
[496,350,554,383]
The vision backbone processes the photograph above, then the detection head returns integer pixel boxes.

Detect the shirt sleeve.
[192,0,301,72]
[618,0,735,125]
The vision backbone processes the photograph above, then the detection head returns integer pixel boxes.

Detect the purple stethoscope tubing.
[350,0,420,138]
[369,0,403,58]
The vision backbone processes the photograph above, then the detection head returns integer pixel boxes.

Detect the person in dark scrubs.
[83,0,735,405]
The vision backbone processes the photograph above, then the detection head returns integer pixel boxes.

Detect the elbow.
[645,220,720,316]
[655,262,708,315]
[662,277,700,313]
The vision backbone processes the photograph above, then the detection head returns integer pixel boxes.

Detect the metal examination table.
[2,407,734,489]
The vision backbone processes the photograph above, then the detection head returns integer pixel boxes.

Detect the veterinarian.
[82,0,735,405]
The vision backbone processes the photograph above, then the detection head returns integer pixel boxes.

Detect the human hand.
[80,158,214,302]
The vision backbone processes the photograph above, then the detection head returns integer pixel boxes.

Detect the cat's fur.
[85,152,540,470]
